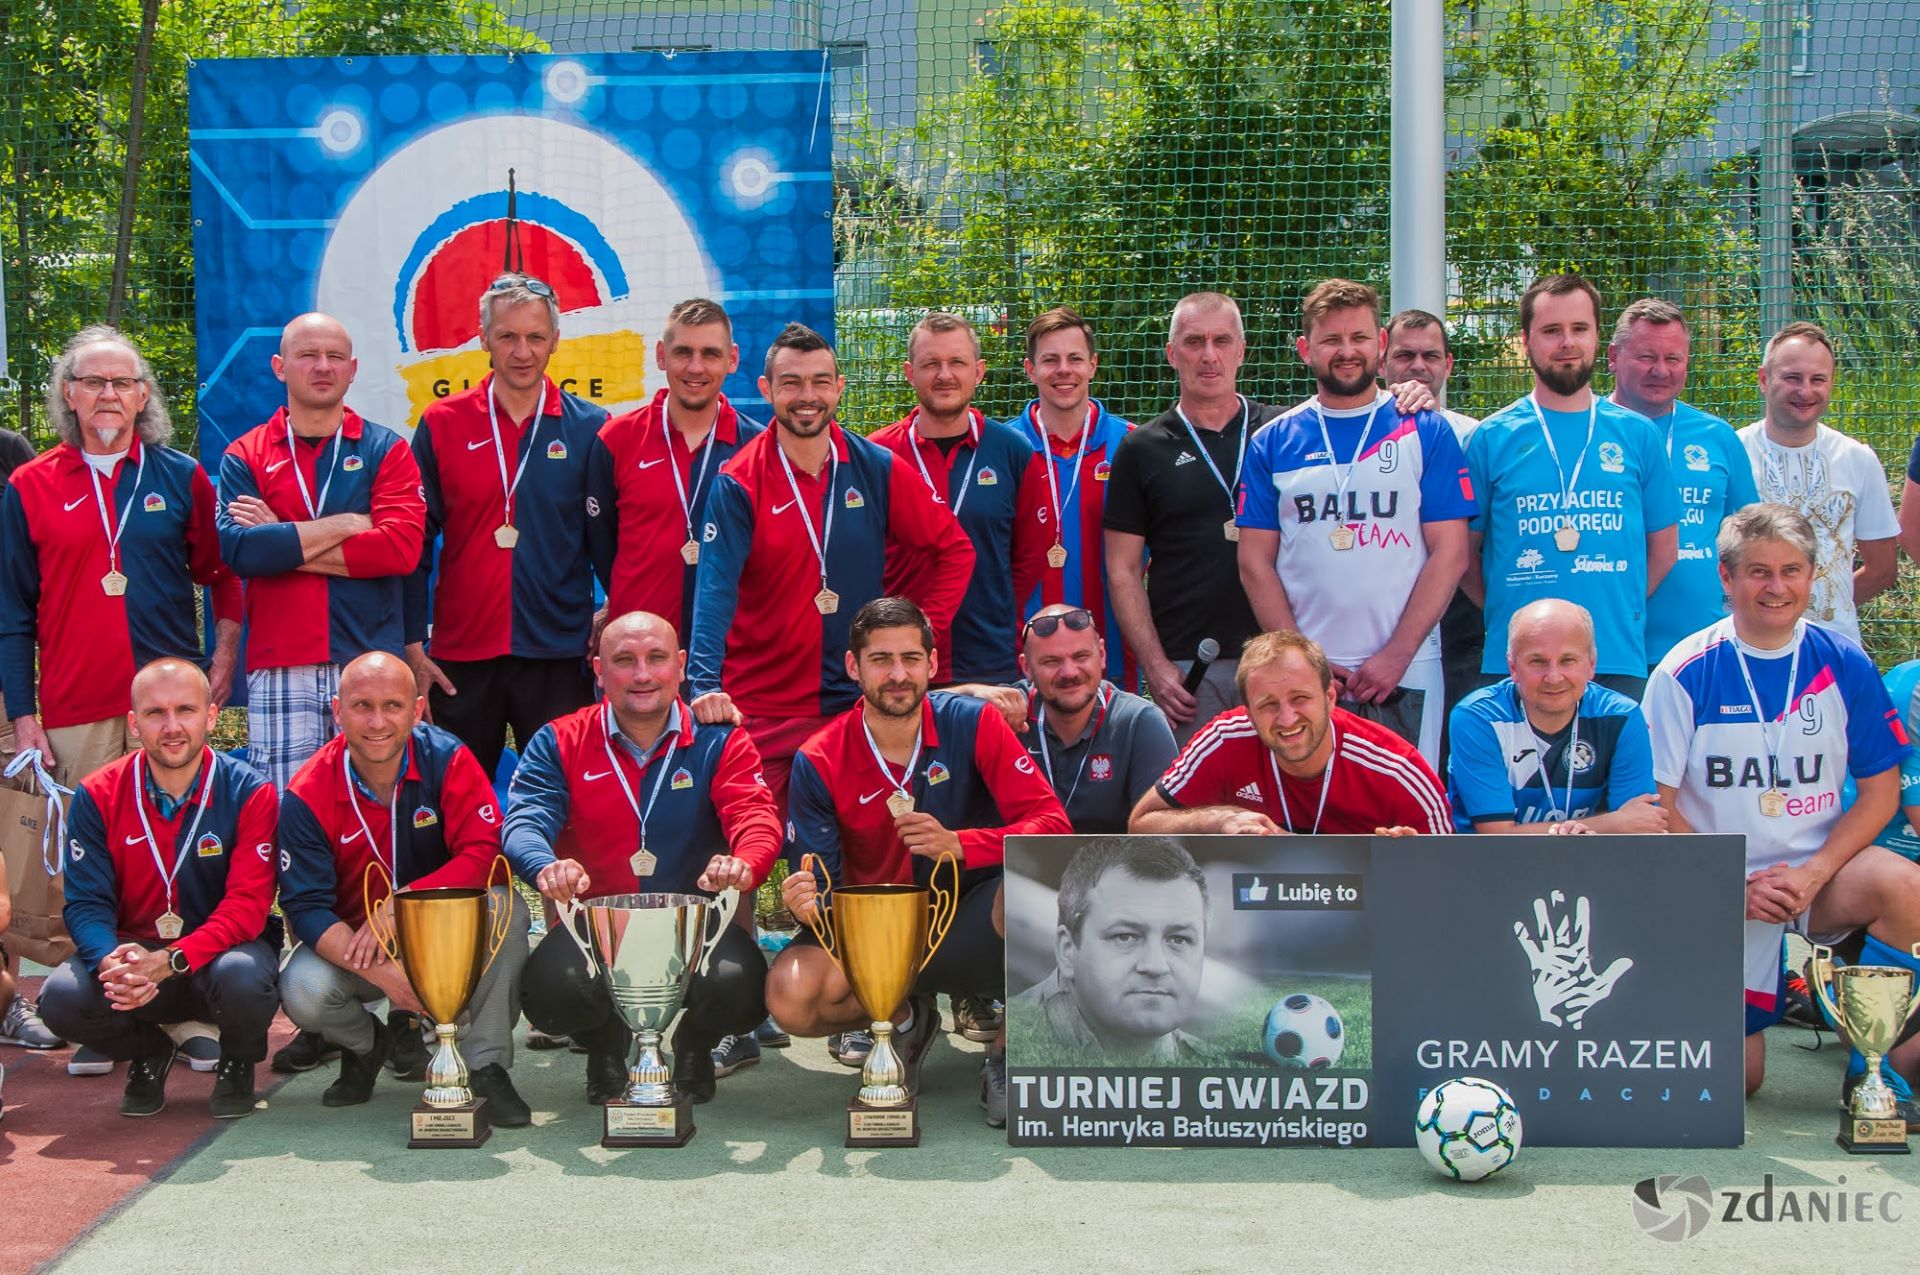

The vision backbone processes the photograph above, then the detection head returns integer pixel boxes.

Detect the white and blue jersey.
[1237,393,1475,669]
[1467,396,1679,676]
[1873,659,1920,859]
[1641,400,1758,664]
[1446,681,1656,831]
[1645,618,1909,1011]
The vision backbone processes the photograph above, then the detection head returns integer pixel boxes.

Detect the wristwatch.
[165,946,190,977]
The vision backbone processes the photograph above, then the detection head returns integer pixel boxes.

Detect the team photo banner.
[1004,833,1746,1149]
[188,50,834,461]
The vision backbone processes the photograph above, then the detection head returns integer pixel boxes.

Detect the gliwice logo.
[1513,890,1633,1029]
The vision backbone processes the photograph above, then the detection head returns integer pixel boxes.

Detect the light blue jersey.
[1447,680,1656,831]
[1467,395,1679,676]
[1641,400,1759,664]
[1875,659,1920,859]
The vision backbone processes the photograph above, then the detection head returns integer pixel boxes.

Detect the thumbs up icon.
[1245,876,1269,902]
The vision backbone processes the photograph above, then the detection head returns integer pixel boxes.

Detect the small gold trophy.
[801,851,957,1147]
[366,857,512,1148]
[1807,943,1920,1154]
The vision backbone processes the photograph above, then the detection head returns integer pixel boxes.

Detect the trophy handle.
[698,887,741,976]
[1902,942,1920,1038]
[1807,944,1845,1038]
[918,851,961,974]
[479,854,513,978]
[798,853,844,976]
[362,859,400,964]
[554,896,597,977]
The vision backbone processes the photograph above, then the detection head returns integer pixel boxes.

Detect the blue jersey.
[1467,396,1679,676]
[1641,400,1758,664]
[1446,681,1656,830]
[1875,659,1920,859]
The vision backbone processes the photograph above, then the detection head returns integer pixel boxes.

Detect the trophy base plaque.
[1838,1114,1911,1154]
[409,1098,491,1149]
[847,1095,920,1148]
[604,1095,695,1148]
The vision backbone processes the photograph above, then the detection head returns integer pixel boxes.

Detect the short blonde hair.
[1236,630,1333,698]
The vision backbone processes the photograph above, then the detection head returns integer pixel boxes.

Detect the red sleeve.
[955,708,1071,869]
[1385,750,1452,834]
[1155,723,1235,808]
[411,747,504,891]
[339,440,427,578]
[712,728,783,887]
[188,465,243,624]
[1010,452,1051,628]
[177,782,278,970]
[884,456,974,644]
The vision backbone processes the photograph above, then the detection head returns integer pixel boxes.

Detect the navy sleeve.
[277,790,344,948]
[783,751,846,886]
[215,449,305,577]
[502,723,569,884]
[585,433,619,594]
[688,472,751,697]
[0,485,44,719]
[404,420,443,646]
[61,788,120,970]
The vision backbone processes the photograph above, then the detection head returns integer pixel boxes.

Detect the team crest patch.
[195,832,224,858]
[1093,461,1111,482]
[547,439,569,460]
[1089,754,1114,782]
[69,839,84,862]
[977,467,998,486]
[844,487,865,509]
[671,767,694,790]
[342,453,365,472]
[586,496,601,516]
[142,493,167,513]
[1684,443,1710,471]
[925,761,950,785]
[1568,740,1596,773]
[412,806,439,828]
[1597,441,1625,473]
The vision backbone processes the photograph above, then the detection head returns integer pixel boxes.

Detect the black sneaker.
[271,1029,340,1074]
[322,1017,390,1108]
[586,1045,628,1106]
[899,994,941,1094]
[828,1029,874,1068]
[673,1034,718,1105]
[951,994,1004,1043]
[120,1038,177,1117]
[1782,973,1829,1032]
[754,1016,792,1049]
[711,1033,762,1078]
[209,1058,259,1119]
[469,1063,531,1127]
[387,1011,430,1082]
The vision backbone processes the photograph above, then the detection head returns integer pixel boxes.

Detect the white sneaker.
[166,1021,221,1073]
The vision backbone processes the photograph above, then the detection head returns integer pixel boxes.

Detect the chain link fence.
[3,0,1917,656]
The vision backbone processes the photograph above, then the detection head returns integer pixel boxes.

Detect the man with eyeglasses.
[217,313,426,792]
[404,274,608,779]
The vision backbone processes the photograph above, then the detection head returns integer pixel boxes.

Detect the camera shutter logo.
[1632,1175,1713,1242]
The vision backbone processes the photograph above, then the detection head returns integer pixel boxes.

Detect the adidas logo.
[1175,451,1198,466]
[1235,782,1261,801]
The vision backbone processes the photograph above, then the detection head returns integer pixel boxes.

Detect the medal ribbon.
[776,441,838,589]
[1035,403,1094,550]
[861,714,925,808]
[1526,394,1598,531]
[1529,716,1581,822]
[1269,722,1337,835]
[486,377,545,529]
[907,411,981,516]
[1035,684,1111,809]
[283,417,342,520]
[662,409,720,547]
[1730,621,1806,790]
[87,441,147,577]
[133,748,219,925]
[603,702,679,856]
[344,745,401,883]
[1310,394,1386,532]
[1173,395,1251,515]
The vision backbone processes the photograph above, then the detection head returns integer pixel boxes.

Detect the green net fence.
[3,0,1918,658]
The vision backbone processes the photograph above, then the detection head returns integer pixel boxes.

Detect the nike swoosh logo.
[264,458,289,474]
[858,789,885,805]
[636,458,665,470]
[772,500,797,515]
[341,828,363,843]
[64,497,87,512]
[584,769,612,781]
[124,834,145,846]
[467,439,492,451]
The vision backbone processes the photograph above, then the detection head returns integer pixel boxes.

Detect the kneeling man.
[278,652,532,1123]
[505,611,781,1104]
[770,597,1069,1128]
[1646,503,1920,1110]
[41,660,279,1118]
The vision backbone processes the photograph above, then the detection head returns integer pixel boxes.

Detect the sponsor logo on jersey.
[342,453,365,472]
[703,521,718,542]
[1515,548,1545,571]
[585,495,601,516]
[143,493,167,513]
[1572,554,1630,574]
[977,467,997,486]
[196,832,224,857]
[844,487,865,509]
[1598,441,1625,474]
[1235,782,1261,802]
[1683,443,1710,472]
[1094,461,1111,482]
[926,761,951,785]
[671,768,694,790]
[547,439,569,460]
[412,806,439,828]
[1568,740,1595,773]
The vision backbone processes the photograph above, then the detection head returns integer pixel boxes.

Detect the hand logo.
[1513,889,1633,1029]
[1242,876,1269,902]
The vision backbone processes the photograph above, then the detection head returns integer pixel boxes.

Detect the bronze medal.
[1047,543,1068,569]
[629,848,658,877]
[1223,520,1240,542]
[495,524,520,549]
[1329,526,1356,551]
[1759,789,1787,818]
[886,791,914,818]
[681,539,700,566]
[101,569,129,597]
[815,586,839,615]
[155,910,184,941]
[1553,524,1579,553]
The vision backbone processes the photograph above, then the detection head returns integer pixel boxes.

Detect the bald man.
[277,652,532,1124]
[504,611,782,1104]
[217,314,426,792]
[38,661,279,1118]
[1446,599,1665,833]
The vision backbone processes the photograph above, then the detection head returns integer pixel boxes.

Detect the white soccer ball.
[1414,1075,1523,1182]
[1261,992,1344,1068]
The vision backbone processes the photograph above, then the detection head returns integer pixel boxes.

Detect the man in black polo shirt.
[1104,292,1277,743]
[957,603,1177,833]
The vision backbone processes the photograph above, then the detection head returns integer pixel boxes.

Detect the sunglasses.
[491,273,556,300]
[1023,608,1095,640]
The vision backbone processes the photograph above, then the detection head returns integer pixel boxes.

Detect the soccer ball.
[1261,992,1344,1068]
[1414,1076,1523,1182]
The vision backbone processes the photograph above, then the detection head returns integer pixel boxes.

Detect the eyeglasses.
[490,274,556,301]
[68,375,144,395]
[1023,608,1095,640]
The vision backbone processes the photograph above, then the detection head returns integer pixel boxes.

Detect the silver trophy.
[557,890,737,1147]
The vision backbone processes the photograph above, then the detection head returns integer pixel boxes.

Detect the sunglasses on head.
[491,274,556,301]
[1023,608,1095,640]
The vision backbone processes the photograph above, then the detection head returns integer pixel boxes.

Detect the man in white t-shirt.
[1737,321,1897,649]
[1236,280,1477,765]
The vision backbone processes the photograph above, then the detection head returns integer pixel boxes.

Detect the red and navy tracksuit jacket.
[1008,398,1138,686]
[502,700,782,898]
[63,748,278,971]
[0,440,242,726]
[278,723,501,948]
[216,408,425,670]
[586,390,765,641]
[869,408,1052,685]
[688,423,974,718]
[785,691,1070,887]
[405,375,609,662]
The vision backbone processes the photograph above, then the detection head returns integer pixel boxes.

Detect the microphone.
[1182,638,1221,696]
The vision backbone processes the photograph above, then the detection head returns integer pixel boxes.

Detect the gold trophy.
[801,851,958,1147]
[1807,943,1920,1154]
[366,857,512,1148]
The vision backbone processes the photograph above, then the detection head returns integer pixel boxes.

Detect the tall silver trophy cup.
[558,890,737,1147]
